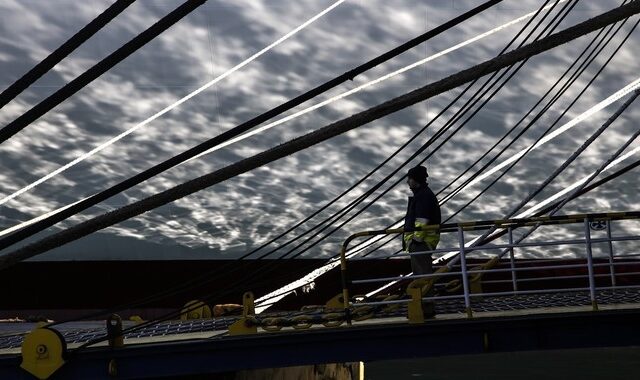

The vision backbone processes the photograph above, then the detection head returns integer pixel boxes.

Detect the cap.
[407,165,428,183]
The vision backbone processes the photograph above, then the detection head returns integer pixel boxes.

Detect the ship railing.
[338,211,640,321]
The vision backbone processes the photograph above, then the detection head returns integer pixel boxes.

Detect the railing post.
[606,220,616,287]
[458,227,472,318]
[339,245,352,325]
[508,227,518,292]
[584,218,598,311]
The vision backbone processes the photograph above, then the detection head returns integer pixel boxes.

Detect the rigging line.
[256,1,617,305]
[287,17,636,278]
[443,144,640,260]
[0,0,344,208]
[547,104,640,215]
[517,149,640,218]
[0,0,525,322]
[0,0,206,146]
[0,1,510,320]
[482,91,640,264]
[0,0,136,110]
[184,0,570,164]
[454,80,640,193]
[247,0,559,260]
[494,88,640,242]
[0,0,501,250]
[486,37,640,223]
[443,19,639,223]
[0,0,636,271]
[437,88,640,267]
[365,153,640,298]
[439,7,627,205]
[276,0,576,261]
[360,8,636,259]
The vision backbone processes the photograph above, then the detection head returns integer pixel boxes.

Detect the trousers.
[408,240,435,275]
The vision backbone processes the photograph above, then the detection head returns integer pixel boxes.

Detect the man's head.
[407,165,428,191]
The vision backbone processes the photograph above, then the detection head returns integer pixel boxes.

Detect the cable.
[0,0,206,146]
[0,0,136,110]
[186,0,523,163]
[0,1,510,329]
[12,1,636,344]
[444,16,640,223]
[8,0,630,270]
[363,154,640,297]
[276,0,632,269]
[248,0,592,305]
[521,156,640,218]
[438,4,630,206]
[485,97,640,263]
[0,0,505,249]
[0,0,346,208]
[275,0,574,262]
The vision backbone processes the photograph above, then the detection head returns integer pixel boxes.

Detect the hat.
[407,165,428,183]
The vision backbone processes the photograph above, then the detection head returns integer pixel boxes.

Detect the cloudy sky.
[0,0,638,261]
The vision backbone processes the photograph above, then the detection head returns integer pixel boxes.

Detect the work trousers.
[408,240,436,318]
[408,240,435,275]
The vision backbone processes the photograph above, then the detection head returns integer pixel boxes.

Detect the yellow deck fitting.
[229,292,258,335]
[129,315,145,324]
[325,293,345,309]
[21,327,66,379]
[180,300,212,320]
[407,287,424,324]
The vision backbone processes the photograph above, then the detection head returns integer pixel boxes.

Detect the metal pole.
[584,218,598,311]
[339,245,352,325]
[508,227,518,291]
[606,221,617,287]
[458,227,473,318]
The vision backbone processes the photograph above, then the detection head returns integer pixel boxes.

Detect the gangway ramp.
[1,212,640,378]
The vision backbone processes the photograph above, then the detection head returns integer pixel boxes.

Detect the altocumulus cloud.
[0,0,638,260]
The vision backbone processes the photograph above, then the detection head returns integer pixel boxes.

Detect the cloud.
[0,0,637,261]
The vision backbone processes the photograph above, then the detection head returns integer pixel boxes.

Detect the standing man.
[403,165,441,275]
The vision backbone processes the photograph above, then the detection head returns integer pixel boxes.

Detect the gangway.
[1,211,639,379]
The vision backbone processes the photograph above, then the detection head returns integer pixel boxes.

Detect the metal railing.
[338,211,640,322]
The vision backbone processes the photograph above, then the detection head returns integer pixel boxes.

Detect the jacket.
[403,184,441,251]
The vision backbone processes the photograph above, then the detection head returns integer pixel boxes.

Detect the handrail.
[338,211,640,322]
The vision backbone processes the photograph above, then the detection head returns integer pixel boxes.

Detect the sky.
[0,0,638,261]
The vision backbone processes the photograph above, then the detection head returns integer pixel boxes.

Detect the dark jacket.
[403,183,441,251]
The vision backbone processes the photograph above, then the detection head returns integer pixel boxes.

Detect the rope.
[0,0,504,251]
[347,3,634,259]
[439,4,631,206]
[0,0,206,145]
[0,0,136,110]
[0,1,509,331]
[489,92,640,263]
[256,0,566,261]
[444,15,640,224]
[0,0,347,209]
[2,0,636,271]
[434,88,640,276]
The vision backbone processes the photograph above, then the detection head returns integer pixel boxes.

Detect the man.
[403,165,441,275]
